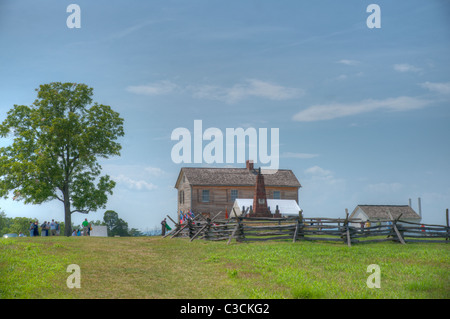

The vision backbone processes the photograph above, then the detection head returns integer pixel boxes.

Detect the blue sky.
[0,0,449,230]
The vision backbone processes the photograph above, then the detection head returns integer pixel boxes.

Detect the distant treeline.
[0,210,149,237]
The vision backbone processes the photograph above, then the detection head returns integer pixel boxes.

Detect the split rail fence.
[164,209,450,246]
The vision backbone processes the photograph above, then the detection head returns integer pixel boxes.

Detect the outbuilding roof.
[350,205,421,220]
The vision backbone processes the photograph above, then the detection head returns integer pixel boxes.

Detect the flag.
[179,210,184,223]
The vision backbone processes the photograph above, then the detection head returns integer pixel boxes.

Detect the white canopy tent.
[232,198,301,217]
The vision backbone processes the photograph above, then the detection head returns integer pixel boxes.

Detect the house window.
[273,191,281,199]
[202,190,210,203]
[179,190,184,204]
[230,190,238,202]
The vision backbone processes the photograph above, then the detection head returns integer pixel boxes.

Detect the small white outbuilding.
[349,205,421,228]
[89,225,108,237]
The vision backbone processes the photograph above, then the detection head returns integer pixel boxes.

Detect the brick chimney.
[246,160,254,171]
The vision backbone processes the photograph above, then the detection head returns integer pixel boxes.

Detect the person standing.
[161,218,167,236]
[33,221,39,237]
[50,219,56,236]
[29,221,34,237]
[41,221,47,236]
[82,218,90,236]
[55,221,60,236]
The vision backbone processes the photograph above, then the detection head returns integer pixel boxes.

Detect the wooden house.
[174,160,301,220]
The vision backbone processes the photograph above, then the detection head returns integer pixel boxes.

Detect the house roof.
[351,205,421,220]
[175,167,301,188]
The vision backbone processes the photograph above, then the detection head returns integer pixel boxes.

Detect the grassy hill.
[1,236,449,299]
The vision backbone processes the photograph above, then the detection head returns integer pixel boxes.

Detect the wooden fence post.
[227,217,241,245]
[238,218,245,242]
[387,210,405,244]
[293,210,304,242]
[166,214,178,226]
[446,208,449,241]
[190,218,209,242]
[170,214,201,238]
[187,219,193,239]
[344,208,351,247]
[190,212,222,242]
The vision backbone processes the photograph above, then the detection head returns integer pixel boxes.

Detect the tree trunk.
[63,184,72,236]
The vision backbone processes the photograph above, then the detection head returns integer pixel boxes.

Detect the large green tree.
[103,210,129,237]
[0,82,124,236]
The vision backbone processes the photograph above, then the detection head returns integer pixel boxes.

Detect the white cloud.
[127,79,303,103]
[281,152,319,159]
[420,81,450,95]
[110,20,155,40]
[293,96,431,122]
[145,166,165,176]
[305,165,332,177]
[104,164,163,191]
[337,59,360,66]
[189,79,303,103]
[302,166,345,190]
[126,80,178,96]
[114,174,157,191]
[393,63,421,73]
[365,182,403,193]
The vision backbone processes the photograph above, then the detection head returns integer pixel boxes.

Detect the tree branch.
[54,193,64,203]
[71,209,90,214]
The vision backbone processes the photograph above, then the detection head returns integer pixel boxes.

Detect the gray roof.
[351,205,421,220]
[175,167,301,188]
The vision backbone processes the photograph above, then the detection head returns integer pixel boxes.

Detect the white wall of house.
[350,208,367,227]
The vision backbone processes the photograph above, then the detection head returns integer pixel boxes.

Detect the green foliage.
[103,210,129,237]
[0,211,38,236]
[129,228,145,237]
[6,217,34,235]
[0,238,448,299]
[0,211,10,234]
[0,82,124,236]
[0,239,69,298]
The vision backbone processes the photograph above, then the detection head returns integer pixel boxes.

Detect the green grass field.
[1,236,449,299]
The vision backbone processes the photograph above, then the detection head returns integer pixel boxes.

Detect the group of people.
[27,218,92,237]
[72,219,92,236]
[28,219,60,237]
